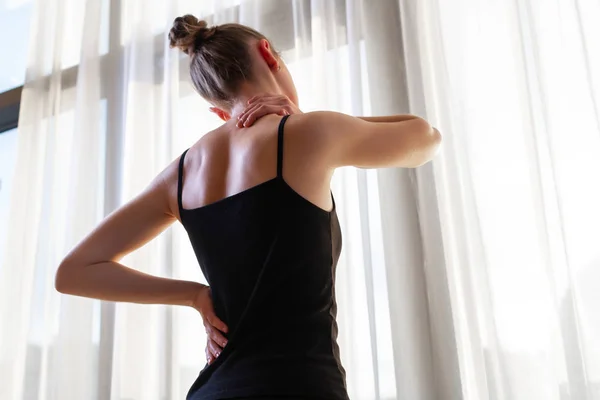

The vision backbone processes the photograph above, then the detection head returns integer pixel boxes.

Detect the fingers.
[236,105,254,128]
[205,313,229,334]
[236,104,258,127]
[239,104,269,127]
[238,93,295,127]
[203,314,228,366]
[205,338,222,364]
[197,291,228,334]
[195,285,229,365]
[238,104,289,128]
[204,321,227,365]
[237,103,269,127]
[205,321,229,348]
[205,346,215,365]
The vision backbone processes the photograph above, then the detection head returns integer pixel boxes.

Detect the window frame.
[0,86,21,133]
[0,0,355,135]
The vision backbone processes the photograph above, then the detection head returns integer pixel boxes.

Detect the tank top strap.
[177,148,190,213]
[276,115,290,178]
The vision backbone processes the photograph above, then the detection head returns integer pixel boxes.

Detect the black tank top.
[178,116,349,400]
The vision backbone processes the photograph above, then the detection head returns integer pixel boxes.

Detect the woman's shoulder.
[285,111,353,133]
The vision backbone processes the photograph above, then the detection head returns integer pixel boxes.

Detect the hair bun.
[169,14,212,55]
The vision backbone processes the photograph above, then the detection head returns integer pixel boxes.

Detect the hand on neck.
[228,81,285,121]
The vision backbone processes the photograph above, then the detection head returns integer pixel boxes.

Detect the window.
[0,1,35,237]
[0,0,34,92]
[0,127,18,270]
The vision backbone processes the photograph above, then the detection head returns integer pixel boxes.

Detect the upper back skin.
[178,114,334,216]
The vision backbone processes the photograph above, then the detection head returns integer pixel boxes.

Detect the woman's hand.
[237,94,302,128]
[192,284,229,364]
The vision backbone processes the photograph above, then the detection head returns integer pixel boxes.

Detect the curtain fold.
[1,0,599,399]
[402,0,600,398]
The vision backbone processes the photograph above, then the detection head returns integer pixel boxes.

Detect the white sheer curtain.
[1,0,599,399]
[402,0,600,399]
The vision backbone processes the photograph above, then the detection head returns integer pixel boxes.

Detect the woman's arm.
[55,160,198,307]
[291,111,441,169]
[235,94,440,168]
[236,93,422,127]
[56,260,201,307]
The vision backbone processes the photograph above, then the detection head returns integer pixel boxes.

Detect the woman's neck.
[228,82,284,120]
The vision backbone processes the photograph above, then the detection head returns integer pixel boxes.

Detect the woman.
[55,14,441,400]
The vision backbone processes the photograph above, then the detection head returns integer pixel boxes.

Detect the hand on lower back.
[192,285,229,364]
[237,93,302,128]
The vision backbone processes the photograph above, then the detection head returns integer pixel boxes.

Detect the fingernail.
[216,352,221,357]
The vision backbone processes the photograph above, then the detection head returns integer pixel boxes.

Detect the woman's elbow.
[55,259,75,294]
[424,127,442,160]
[409,127,442,167]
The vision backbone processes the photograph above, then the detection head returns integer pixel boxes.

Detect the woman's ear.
[257,39,279,71]
[209,107,231,122]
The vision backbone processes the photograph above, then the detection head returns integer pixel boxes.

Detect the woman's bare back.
[179,114,335,213]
